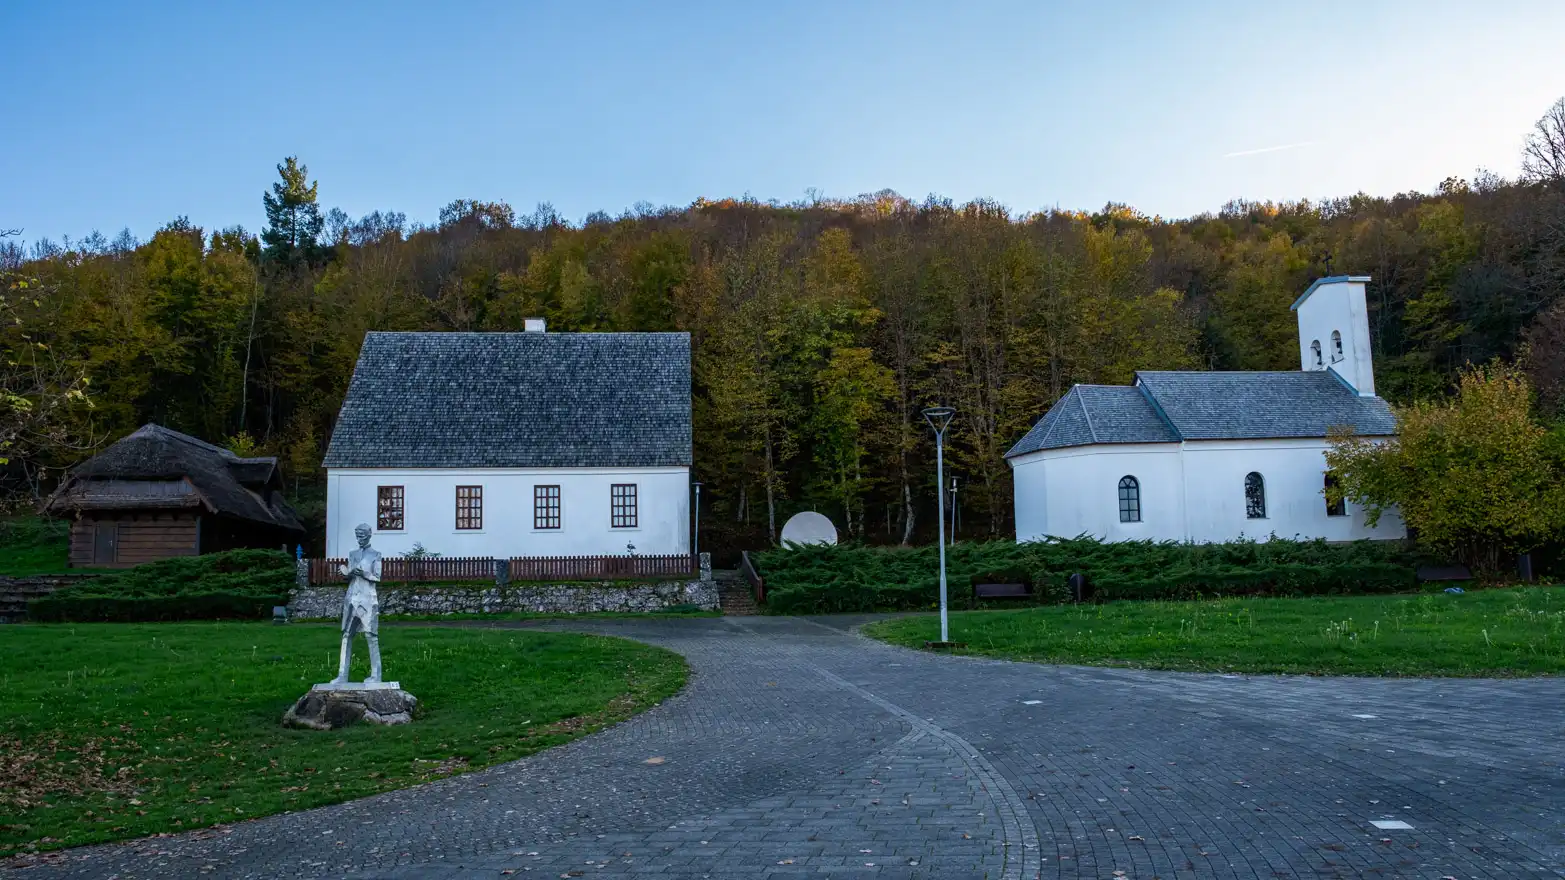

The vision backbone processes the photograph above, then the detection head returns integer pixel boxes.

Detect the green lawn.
[0,517,73,576]
[0,622,686,856]
[862,586,1565,677]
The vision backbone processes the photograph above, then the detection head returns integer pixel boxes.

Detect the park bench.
[973,582,1032,600]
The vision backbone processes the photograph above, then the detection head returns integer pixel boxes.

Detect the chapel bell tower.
[1290,275,1376,397]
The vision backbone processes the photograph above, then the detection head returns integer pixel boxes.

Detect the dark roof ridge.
[1035,386,1079,449]
[1076,386,1100,443]
[1134,381,1183,440]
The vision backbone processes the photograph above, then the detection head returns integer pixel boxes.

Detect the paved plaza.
[17,615,1565,879]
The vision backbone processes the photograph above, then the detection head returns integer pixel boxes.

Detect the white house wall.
[326,467,690,558]
[1010,439,1404,543]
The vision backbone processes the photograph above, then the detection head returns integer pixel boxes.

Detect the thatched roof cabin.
[42,424,304,567]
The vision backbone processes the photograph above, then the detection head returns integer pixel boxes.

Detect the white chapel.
[1005,276,1406,543]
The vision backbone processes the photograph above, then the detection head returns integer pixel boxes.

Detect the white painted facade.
[325,467,691,558]
[1009,276,1406,544]
[1294,274,1375,394]
[1010,439,1404,543]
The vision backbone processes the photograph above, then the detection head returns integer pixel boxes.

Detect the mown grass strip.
[862,586,1565,677]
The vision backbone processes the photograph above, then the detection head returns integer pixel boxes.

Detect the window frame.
[533,484,562,530]
[610,483,639,529]
[1244,472,1267,520]
[455,484,484,531]
[377,485,405,531]
[1324,472,1347,517]
[1117,475,1141,523]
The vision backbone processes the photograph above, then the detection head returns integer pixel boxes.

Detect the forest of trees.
[5,101,1565,553]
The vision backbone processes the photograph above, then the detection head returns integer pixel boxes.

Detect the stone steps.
[713,569,758,615]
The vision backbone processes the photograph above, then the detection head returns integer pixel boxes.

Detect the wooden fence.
[507,554,694,582]
[309,556,495,584]
[306,554,695,585]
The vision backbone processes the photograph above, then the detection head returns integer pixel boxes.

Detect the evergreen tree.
[261,157,324,268]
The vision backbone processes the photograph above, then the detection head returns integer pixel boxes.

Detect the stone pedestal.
[282,682,418,730]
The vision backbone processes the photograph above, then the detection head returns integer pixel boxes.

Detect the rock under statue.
[336,522,384,683]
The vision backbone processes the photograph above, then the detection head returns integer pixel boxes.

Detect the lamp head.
[922,406,956,434]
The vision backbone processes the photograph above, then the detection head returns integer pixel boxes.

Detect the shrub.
[754,537,1419,614]
[28,549,294,622]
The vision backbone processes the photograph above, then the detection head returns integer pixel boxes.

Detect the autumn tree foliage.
[1325,364,1565,571]
[5,98,1565,550]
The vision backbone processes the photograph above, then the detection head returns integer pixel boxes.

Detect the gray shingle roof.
[1134,370,1397,440]
[1006,385,1177,456]
[1005,369,1397,457]
[322,332,692,469]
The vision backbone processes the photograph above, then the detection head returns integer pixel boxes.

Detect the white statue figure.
[334,523,384,684]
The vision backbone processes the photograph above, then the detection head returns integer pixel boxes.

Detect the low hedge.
[28,549,293,622]
[754,537,1420,614]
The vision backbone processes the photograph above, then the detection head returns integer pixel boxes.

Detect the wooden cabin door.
[93,522,118,565]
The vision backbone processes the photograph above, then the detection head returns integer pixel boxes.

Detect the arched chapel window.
[1331,330,1343,362]
[1310,340,1322,368]
[1118,476,1141,523]
[1244,472,1266,519]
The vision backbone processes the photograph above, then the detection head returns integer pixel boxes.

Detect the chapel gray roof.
[1005,369,1397,457]
[322,331,692,469]
[1005,385,1178,456]
[1133,370,1397,440]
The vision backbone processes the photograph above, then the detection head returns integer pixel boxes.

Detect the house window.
[1244,472,1266,519]
[611,483,638,528]
[1117,476,1141,523]
[1331,330,1343,362]
[1324,472,1347,517]
[534,485,561,529]
[456,485,483,530]
[1310,340,1322,368]
[377,486,405,531]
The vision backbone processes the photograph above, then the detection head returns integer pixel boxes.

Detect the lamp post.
[922,406,956,645]
[949,476,959,545]
[692,481,703,563]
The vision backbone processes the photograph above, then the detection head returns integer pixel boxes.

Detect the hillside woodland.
[5,102,1565,553]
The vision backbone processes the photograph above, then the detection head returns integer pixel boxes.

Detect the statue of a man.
[334,523,384,684]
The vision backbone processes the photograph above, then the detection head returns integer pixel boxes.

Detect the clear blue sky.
[4,0,1563,244]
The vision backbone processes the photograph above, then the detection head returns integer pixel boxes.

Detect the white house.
[321,326,692,558]
[1005,276,1406,543]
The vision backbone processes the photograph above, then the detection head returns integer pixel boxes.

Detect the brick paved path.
[19,616,1565,879]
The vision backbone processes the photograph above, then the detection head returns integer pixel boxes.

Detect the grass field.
[0,622,686,856]
[862,586,1565,677]
[0,517,73,576]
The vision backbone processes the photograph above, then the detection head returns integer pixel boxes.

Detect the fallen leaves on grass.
[0,736,138,810]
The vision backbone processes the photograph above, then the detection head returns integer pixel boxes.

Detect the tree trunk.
[763,424,777,544]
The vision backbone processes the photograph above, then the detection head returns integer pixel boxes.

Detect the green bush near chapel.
[755,537,1420,614]
[28,549,293,622]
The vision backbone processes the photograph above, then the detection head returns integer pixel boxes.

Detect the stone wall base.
[288,579,720,619]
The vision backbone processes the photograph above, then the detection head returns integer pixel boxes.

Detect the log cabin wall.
[68,512,200,568]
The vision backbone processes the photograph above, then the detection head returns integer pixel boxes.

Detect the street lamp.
[691,481,703,565]
[922,406,956,645]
